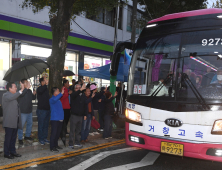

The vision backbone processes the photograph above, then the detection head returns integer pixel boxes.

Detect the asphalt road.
[22,143,221,170]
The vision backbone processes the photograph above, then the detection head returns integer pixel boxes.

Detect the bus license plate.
[161,142,184,156]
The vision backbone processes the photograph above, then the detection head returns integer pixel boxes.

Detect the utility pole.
[131,0,137,43]
[110,5,119,105]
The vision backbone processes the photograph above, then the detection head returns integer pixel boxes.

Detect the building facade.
[0,0,145,89]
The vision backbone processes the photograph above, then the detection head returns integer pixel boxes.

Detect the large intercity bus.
[110,8,222,162]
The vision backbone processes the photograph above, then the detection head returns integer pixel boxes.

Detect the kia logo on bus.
[165,118,182,127]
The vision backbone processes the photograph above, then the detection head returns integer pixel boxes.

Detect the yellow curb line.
[1,139,125,170]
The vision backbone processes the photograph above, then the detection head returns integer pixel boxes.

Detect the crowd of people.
[2,77,123,159]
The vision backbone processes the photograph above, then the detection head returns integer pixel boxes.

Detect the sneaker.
[104,138,109,140]
[93,132,100,135]
[19,140,23,145]
[74,144,83,148]
[56,146,63,149]
[51,148,59,152]
[69,145,74,149]
[39,141,45,145]
[44,139,50,144]
[24,137,34,141]
[98,129,104,132]
[108,137,112,139]
[89,133,94,136]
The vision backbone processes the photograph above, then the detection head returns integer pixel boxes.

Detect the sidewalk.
[0,116,125,154]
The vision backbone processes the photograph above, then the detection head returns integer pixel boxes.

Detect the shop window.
[0,40,10,90]
[84,56,102,87]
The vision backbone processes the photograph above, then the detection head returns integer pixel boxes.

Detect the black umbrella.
[3,58,49,82]
[63,70,75,77]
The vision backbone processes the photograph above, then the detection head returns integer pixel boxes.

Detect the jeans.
[4,127,18,155]
[69,115,82,146]
[18,113,33,140]
[98,109,104,129]
[37,109,50,141]
[81,114,92,141]
[103,115,112,138]
[50,121,63,150]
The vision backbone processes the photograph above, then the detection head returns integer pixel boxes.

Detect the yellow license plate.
[161,142,184,156]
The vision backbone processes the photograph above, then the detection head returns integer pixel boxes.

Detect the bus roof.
[148,8,222,24]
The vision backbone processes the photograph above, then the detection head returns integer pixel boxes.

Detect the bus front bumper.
[125,122,222,162]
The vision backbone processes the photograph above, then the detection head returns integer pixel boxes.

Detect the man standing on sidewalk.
[18,79,36,145]
[69,83,86,149]
[60,79,72,145]
[2,82,24,159]
[81,88,95,143]
[37,77,50,145]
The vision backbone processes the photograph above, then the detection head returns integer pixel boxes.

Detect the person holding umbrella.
[37,77,50,145]
[17,79,36,146]
[2,82,25,159]
[2,58,50,146]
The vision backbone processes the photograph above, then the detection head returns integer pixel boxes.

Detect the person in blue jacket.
[49,87,64,152]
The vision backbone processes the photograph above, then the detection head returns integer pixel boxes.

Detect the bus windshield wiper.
[182,73,210,111]
[150,74,173,97]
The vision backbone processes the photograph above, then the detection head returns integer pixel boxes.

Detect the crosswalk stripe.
[103,152,160,170]
[69,147,140,170]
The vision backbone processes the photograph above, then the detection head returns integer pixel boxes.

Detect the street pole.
[131,0,137,44]
[110,5,119,105]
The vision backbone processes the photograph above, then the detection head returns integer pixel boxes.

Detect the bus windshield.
[129,29,222,103]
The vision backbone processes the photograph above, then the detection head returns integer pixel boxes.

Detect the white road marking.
[103,152,160,170]
[69,147,140,170]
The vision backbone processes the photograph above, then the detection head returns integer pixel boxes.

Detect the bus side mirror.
[115,42,135,53]
[110,41,135,76]
[110,52,121,76]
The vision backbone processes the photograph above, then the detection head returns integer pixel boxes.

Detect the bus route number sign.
[202,38,222,46]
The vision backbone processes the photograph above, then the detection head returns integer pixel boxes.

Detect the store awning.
[78,63,129,82]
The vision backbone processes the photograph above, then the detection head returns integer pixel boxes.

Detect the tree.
[21,0,118,92]
[131,0,137,43]
[137,0,208,28]
[212,0,222,8]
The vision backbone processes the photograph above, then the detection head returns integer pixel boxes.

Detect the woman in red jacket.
[60,79,72,144]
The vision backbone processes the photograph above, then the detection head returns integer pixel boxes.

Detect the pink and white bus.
[111,8,222,162]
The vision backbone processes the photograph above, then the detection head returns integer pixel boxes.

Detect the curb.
[0,139,66,153]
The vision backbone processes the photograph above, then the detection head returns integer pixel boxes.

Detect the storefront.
[0,13,115,92]
[0,39,11,90]
[84,55,111,88]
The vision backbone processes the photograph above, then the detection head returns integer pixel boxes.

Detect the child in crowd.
[49,87,64,152]
[103,91,118,139]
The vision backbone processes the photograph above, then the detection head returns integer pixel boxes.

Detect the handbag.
[91,119,100,129]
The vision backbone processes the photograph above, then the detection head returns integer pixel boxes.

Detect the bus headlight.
[125,109,141,122]
[211,120,222,134]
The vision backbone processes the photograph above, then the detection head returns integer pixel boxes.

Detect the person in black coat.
[103,91,118,139]
[98,87,107,131]
[36,77,50,145]
[69,83,87,149]
[18,79,36,145]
